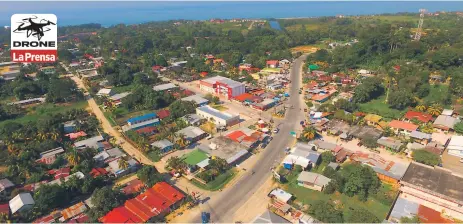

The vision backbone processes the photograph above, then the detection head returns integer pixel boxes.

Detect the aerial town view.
[1,1,463,223]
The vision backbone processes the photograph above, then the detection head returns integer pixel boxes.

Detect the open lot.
[0,101,88,127]
[359,95,406,120]
[282,169,395,221]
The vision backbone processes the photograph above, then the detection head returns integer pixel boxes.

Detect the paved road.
[188,55,307,223]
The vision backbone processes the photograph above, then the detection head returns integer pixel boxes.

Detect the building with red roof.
[135,126,158,136]
[100,206,143,223]
[65,131,87,140]
[100,182,184,223]
[152,182,185,204]
[266,60,279,68]
[403,110,434,123]
[122,179,145,195]
[48,168,71,180]
[233,93,254,102]
[156,109,170,120]
[89,168,109,178]
[389,120,418,135]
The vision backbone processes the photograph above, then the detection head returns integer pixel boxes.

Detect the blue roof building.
[127,113,157,125]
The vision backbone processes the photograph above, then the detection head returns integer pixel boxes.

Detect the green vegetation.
[0,101,88,127]
[359,96,406,119]
[191,169,237,191]
[412,149,441,166]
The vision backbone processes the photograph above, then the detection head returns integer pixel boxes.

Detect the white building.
[196,105,240,127]
[447,136,463,158]
[9,193,35,214]
[199,76,245,99]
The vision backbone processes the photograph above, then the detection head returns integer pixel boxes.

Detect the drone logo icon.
[12,15,56,41]
[11,14,57,62]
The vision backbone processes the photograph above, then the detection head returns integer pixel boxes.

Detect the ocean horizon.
[2,1,463,27]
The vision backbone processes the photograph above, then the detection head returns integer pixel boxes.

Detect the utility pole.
[414,9,426,41]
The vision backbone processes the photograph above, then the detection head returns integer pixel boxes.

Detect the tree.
[165,156,187,173]
[88,186,126,222]
[346,208,380,223]
[454,122,463,134]
[341,163,380,200]
[137,165,162,186]
[352,77,384,103]
[118,159,129,170]
[427,104,442,116]
[308,200,343,223]
[388,90,415,110]
[66,148,82,166]
[412,149,440,166]
[299,126,317,142]
[322,166,336,178]
[320,151,335,164]
[361,136,378,149]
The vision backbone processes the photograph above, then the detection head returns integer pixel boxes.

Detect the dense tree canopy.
[412,149,440,166]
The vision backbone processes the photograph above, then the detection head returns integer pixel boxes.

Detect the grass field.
[366,15,418,23]
[282,169,394,221]
[191,169,237,191]
[285,24,321,32]
[0,101,88,127]
[359,95,406,120]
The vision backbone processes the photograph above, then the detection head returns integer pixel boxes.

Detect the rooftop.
[269,188,292,203]
[202,136,250,164]
[297,171,331,187]
[404,110,433,123]
[401,162,463,203]
[377,137,403,151]
[433,115,459,129]
[127,112,157,124]
[182,149,209,166]
[152,83,177,91]
[253,210,291,223]
[151,139,174,149]
[201,76,243,88]
[176,126,206,140]
[181,94,209,105]
[388,120,418,132]
[196,105,238,121]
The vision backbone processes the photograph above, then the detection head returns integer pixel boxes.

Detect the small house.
[268,188,292,203]
[151,139,174,153]
[377,137,403,152]
[433,115,460,131]
[297,171,331,191]
[266,60,279,68]
[9,193,34,214]
[410,131,432,145]
[96,88,114,97]
[0,178,14,196]
[388,120,418,136]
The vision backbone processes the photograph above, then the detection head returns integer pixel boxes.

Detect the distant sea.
[2,1,463,27]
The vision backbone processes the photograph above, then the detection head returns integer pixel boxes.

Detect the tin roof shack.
[176,126,208,143]
[349,125,382,141]
[297,171,331,192]
[447,136,463,158]
[0,178,14,196]
[400,162,463,221]
[73,135,104,149]
[433,115,460,131]
[377,137,404,152]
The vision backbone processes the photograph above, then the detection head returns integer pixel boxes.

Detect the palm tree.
[176,133,188,148]
[427,104,442,116]
[48,132,60,141]
[167,132,178,142]
[36,132,48,141]
[415,104,426,112]
[118,159,129,170]
[301,126,317,141]
[66,148,82,166]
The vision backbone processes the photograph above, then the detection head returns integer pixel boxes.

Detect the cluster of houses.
[100,182,184,223]
[179,127,269,176]
[0,61,20,81]
[0,131,140,221]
